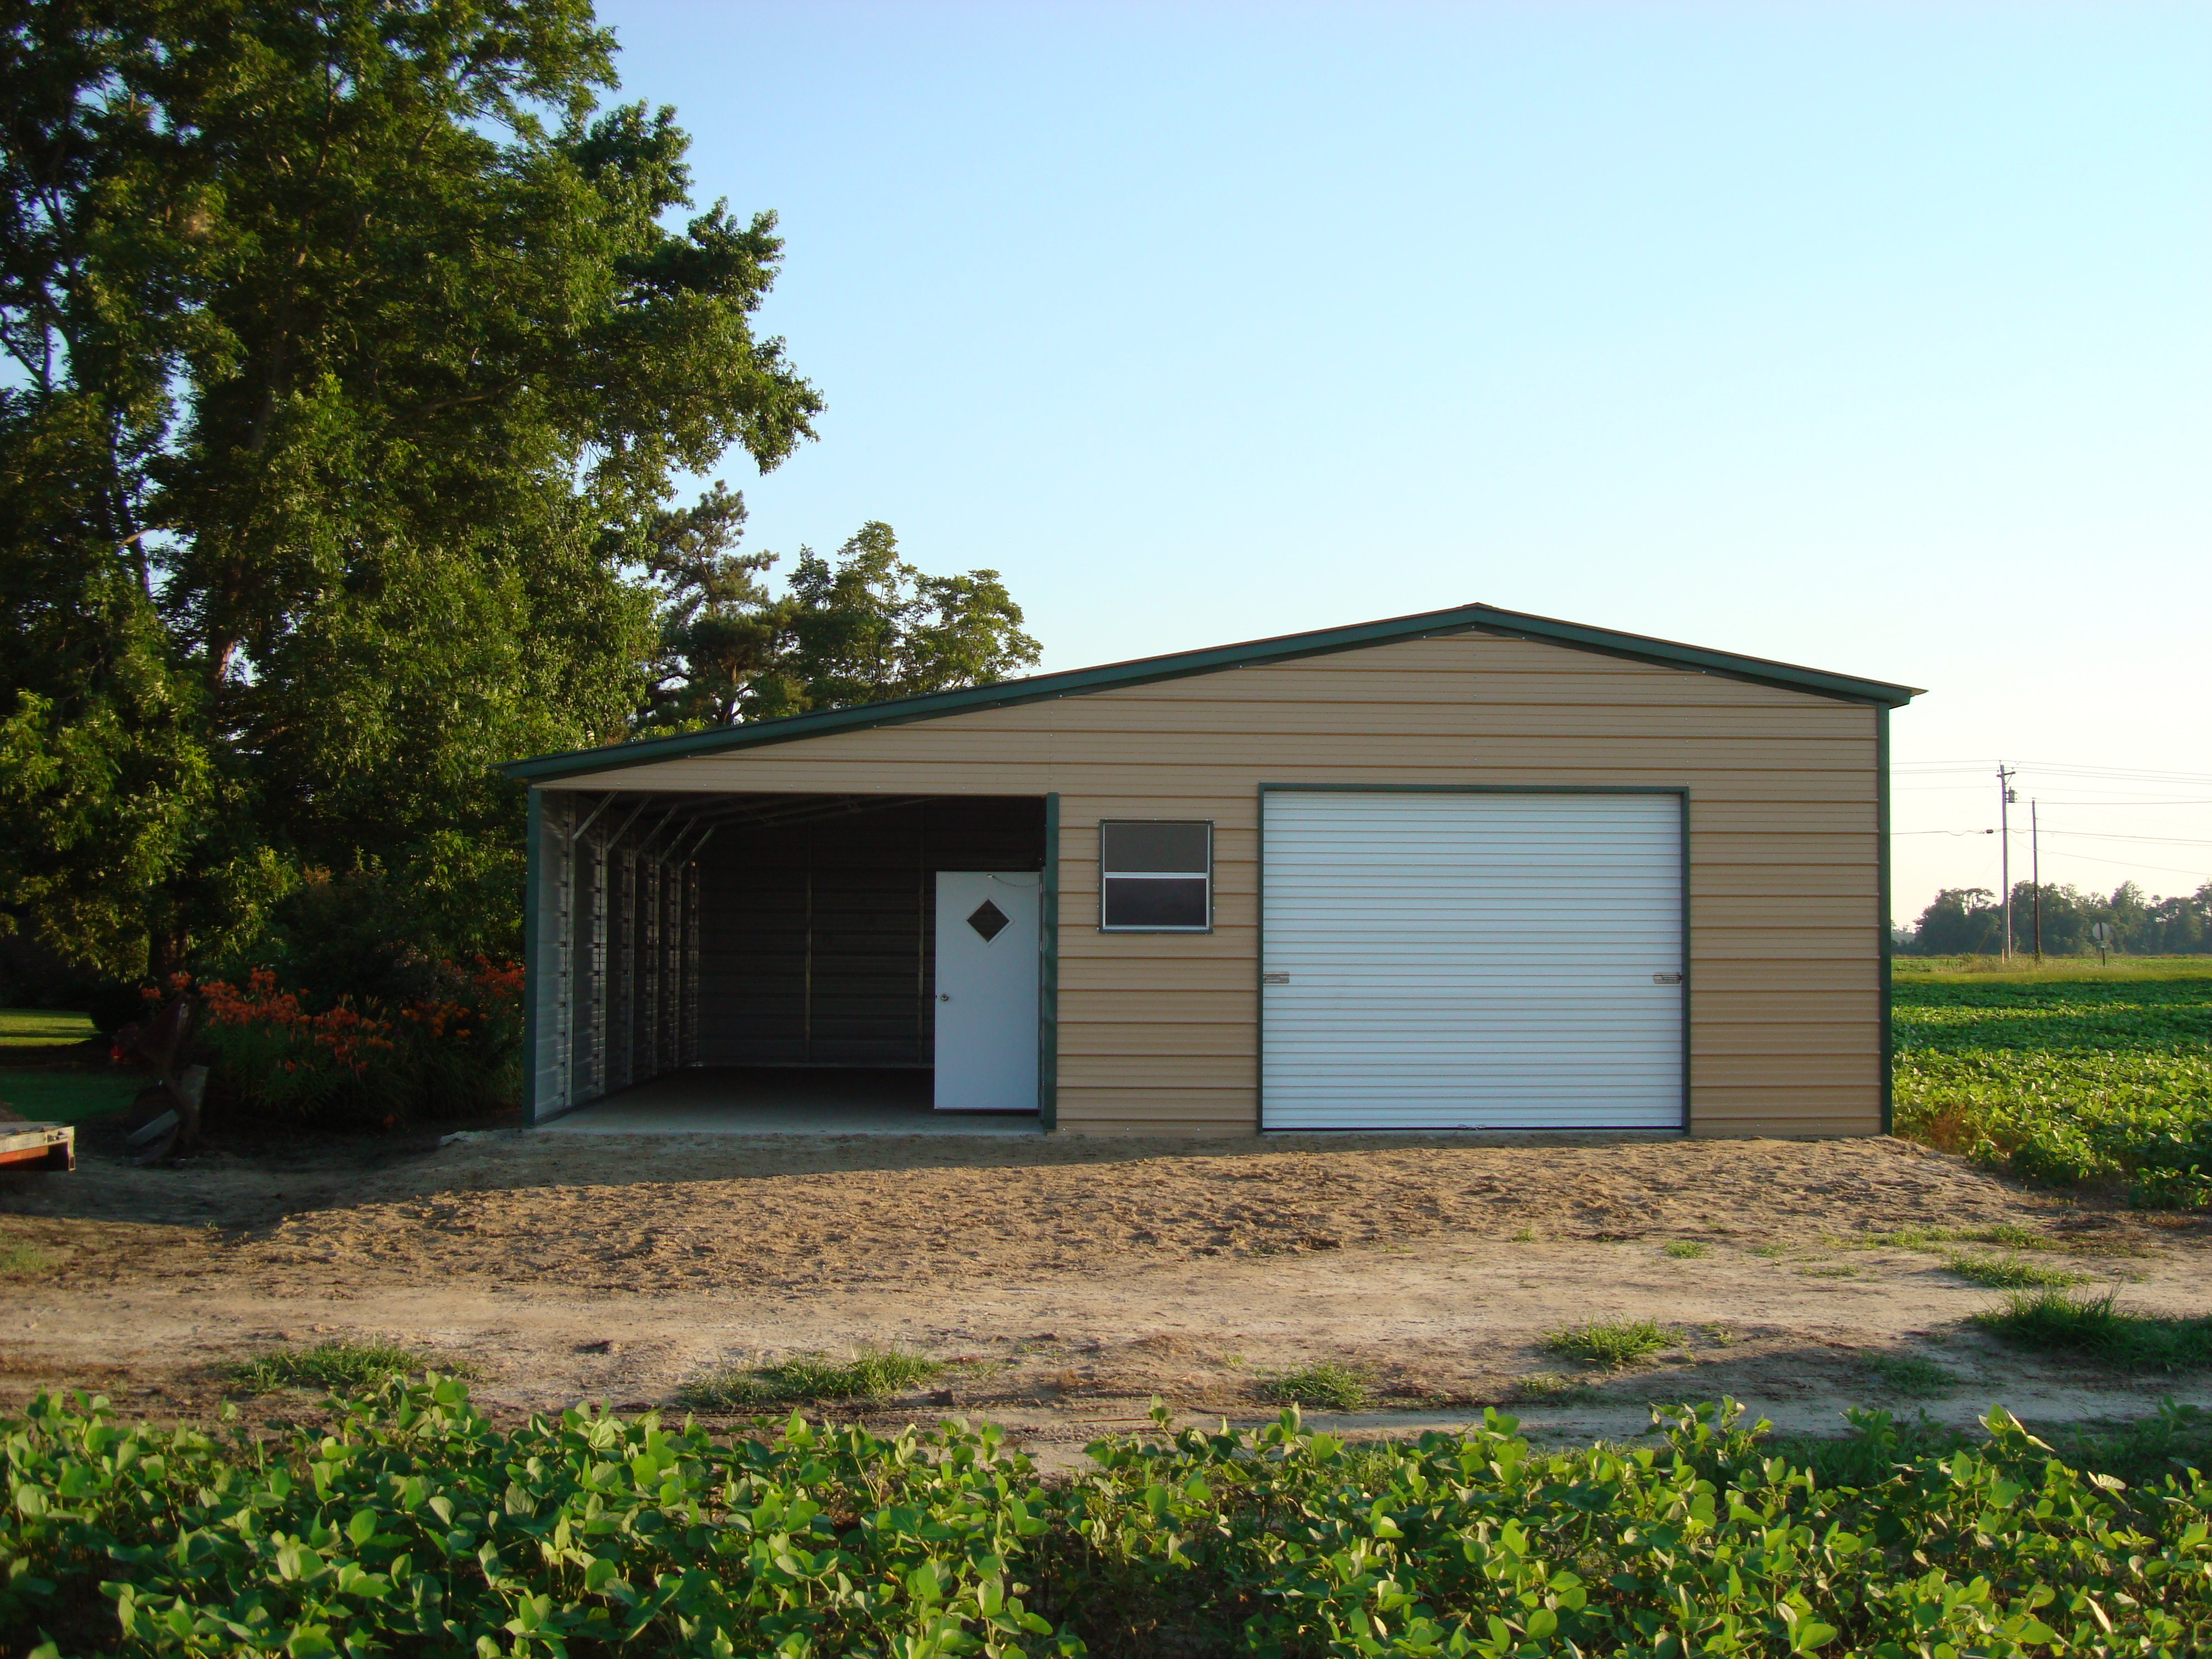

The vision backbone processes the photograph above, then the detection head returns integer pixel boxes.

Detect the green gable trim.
[500,601,1922,783]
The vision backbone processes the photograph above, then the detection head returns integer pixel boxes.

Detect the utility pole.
[1997,764,2017,958]
[2031,800,2042,965]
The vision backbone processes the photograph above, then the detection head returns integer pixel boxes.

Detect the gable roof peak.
[502,599,1921,782]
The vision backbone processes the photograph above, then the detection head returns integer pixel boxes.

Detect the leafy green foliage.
[1261,1363,1374,1413]
[2128,1125,2212,1211]
[231,1343,432,1397]
[2057,1399,2212,1490]
[640,509,1040,729]
[1544,1317,1671,1369]
[677,1349,947,1412]
[1892,968,2212,1203]
[1973,1289,2212,1373]
[0,1,877,985]
[7,1383,2212,1656]
[1770,1401,2212,1501]
[1945,1253,2092,1291]
[1757,1406,1977,1490]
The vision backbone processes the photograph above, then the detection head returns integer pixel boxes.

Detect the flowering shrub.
[190,970,397,1119]
[184,957,521,1127]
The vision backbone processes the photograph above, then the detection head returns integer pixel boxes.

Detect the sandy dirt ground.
[4,1123,2209,1467]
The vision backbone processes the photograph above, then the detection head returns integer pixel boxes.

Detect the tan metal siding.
[547,633,1884,1137]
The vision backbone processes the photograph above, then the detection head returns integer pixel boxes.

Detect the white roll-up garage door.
[1261,791,1684,1130]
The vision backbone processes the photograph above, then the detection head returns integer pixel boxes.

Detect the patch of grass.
[1972,1289,2212,1373]
[0,1068,144,1124]
[1749,1241,1791,1258]
[1511,1372,1593,1405]
[1261,1361,1374,1413]
[1543,1317,1670,1370]
[1865,1353,1960,1397]
[232,1340,430,1395]
[1943,1252,2091,1290]
[1840,1222,2055,1253]
[1507,1226,1537,1243]
[681,1348,948,1412]
[0,1009,97,1047]
[0,1240,57,1276]
[1797,1264,1860,1279]
[1660,1239,1708,1260]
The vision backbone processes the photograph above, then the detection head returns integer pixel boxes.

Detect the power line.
[1894,760,2212,784]
[2033,829,2212,847]
[2012,849,2212,881]
[1900,827,2212,848]
[1892,787,2212,806]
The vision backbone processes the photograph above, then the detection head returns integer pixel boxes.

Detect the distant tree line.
[1900,880,2212,957]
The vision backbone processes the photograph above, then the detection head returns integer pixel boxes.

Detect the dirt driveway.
[5,1126,2208,1464]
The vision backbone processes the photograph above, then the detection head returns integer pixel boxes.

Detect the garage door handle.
[1652,972,1682,984]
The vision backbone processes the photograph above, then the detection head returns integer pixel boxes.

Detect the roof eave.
[500,602,1921,784]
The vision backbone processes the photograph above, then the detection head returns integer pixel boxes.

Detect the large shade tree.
[0,0,868,981]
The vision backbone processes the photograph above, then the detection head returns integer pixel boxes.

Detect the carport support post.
[521,787,543,1126]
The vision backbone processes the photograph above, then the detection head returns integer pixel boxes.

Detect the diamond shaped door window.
[967,899,1010,943]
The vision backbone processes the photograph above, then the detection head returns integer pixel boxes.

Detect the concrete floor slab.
[538,1067,1042,1136]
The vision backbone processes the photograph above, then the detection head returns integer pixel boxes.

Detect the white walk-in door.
[1261,792,1684,1130]
[933,871,1041,1113]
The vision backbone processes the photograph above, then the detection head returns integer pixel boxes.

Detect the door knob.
[937,993,950,1001]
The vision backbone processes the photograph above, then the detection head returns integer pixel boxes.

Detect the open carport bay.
[533,792,1046,1127]
[542,1067,1040,1135]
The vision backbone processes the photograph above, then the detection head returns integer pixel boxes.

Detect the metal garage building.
[500,602,1918,1136]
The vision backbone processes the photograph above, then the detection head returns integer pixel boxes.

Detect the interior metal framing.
[527,790,1048,1125]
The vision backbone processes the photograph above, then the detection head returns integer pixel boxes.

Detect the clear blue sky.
[598,1,2211,926]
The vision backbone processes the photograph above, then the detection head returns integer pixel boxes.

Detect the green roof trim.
[499,601,1922,783]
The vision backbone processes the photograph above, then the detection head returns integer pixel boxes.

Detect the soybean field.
[6,1380,2210,1657]
[1892,961,2212,1206]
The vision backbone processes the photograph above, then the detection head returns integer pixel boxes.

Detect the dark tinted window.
[1099,820,1209,874]
[1098,820,1212,931]
[1103,877,1208,930]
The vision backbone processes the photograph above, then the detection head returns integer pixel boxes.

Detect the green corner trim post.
[1039,792,1060,1131]
[1879,705,1894,1135]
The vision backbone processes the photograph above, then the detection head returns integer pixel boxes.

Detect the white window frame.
[1098,819,1213,933]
